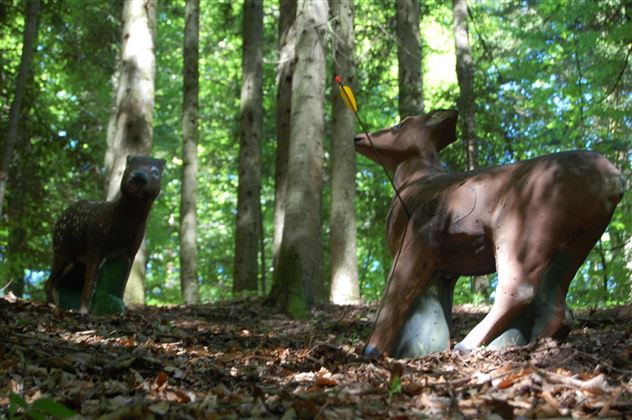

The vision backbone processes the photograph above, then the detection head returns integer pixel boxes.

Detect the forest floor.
[1,294,631,419]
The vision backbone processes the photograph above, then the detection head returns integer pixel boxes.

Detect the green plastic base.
[53,256,130,315]
[90,256,129,315]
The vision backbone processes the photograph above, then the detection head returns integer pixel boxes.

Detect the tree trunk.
[269,0,328,318]
[104,61,121,190]
[6,226,26,297]
[272,0,297,276]
[180,0,200,304]
[104,0,157,305]
[626,238,632,301]
[0,0,40,221]
[453,0,486,298]
[330,0,360,305]
[234,0,264,294]
[453,0,477,171]
[7,167,27,296]
[396,0,423,119]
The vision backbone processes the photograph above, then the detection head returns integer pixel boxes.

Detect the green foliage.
[464,0,631,306]
[0,0,629,308]
[387,370,402,402]
[0,0,119,298]
[8,392,75,419]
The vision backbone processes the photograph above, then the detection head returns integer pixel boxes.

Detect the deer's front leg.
[79,256,100,314]
[389,273,457,358]
[364,224,438,358]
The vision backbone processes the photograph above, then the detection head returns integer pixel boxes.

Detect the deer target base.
[387,273,453,358]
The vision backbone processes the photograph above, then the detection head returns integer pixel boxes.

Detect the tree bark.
[7,167,27,296]
[396,0,423,119]
[453,0,486,297]
[626,237,632,301]
[269,0,328,318]
[180,0,200,304]
[272,0,297,276]
[104,62,121,186]
[104,0,157,305]
[0,0,40,221]
[330,0,360,305]
[453,0,477,170]
[234,0,264,294]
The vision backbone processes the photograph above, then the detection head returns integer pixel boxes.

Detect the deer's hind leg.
[45,249,79,306]
[528,227,609,342]
[457,216,609,352]
[454,211,559,352]
[486,233,602,350]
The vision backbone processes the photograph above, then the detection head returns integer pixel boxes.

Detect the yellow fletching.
[338,85,358,113]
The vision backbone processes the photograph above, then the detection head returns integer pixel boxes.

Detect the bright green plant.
[8,393,75,419]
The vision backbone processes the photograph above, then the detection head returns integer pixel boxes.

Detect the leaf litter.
[1,294,631,418]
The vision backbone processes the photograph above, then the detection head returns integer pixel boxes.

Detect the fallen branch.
[539,370,609,395]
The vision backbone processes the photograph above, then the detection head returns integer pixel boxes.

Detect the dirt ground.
[1,294,631,418]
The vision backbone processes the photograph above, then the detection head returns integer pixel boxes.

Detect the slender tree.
[104,0,157,305]
[0,0,40,221]
[6,166,28,296]
[272,0,297,275]
[453,0,476,170]
[396,0,423,119]
[234,0,264,294]
[104,62,121,179]
[180,0,200,304]
[269,0,328,318]
[330,0,360,305]
[454,0,487,298]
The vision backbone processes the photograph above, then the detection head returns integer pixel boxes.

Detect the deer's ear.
[426,109,458,151]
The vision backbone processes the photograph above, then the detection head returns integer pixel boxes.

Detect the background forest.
[1,0,630,312]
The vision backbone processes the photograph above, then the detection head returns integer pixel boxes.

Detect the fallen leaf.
[155,371,168,387]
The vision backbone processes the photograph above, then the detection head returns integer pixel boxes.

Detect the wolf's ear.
[426,109,458,152]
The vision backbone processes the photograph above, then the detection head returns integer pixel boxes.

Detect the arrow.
[335,75,413,357]
[335,75,411,219]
